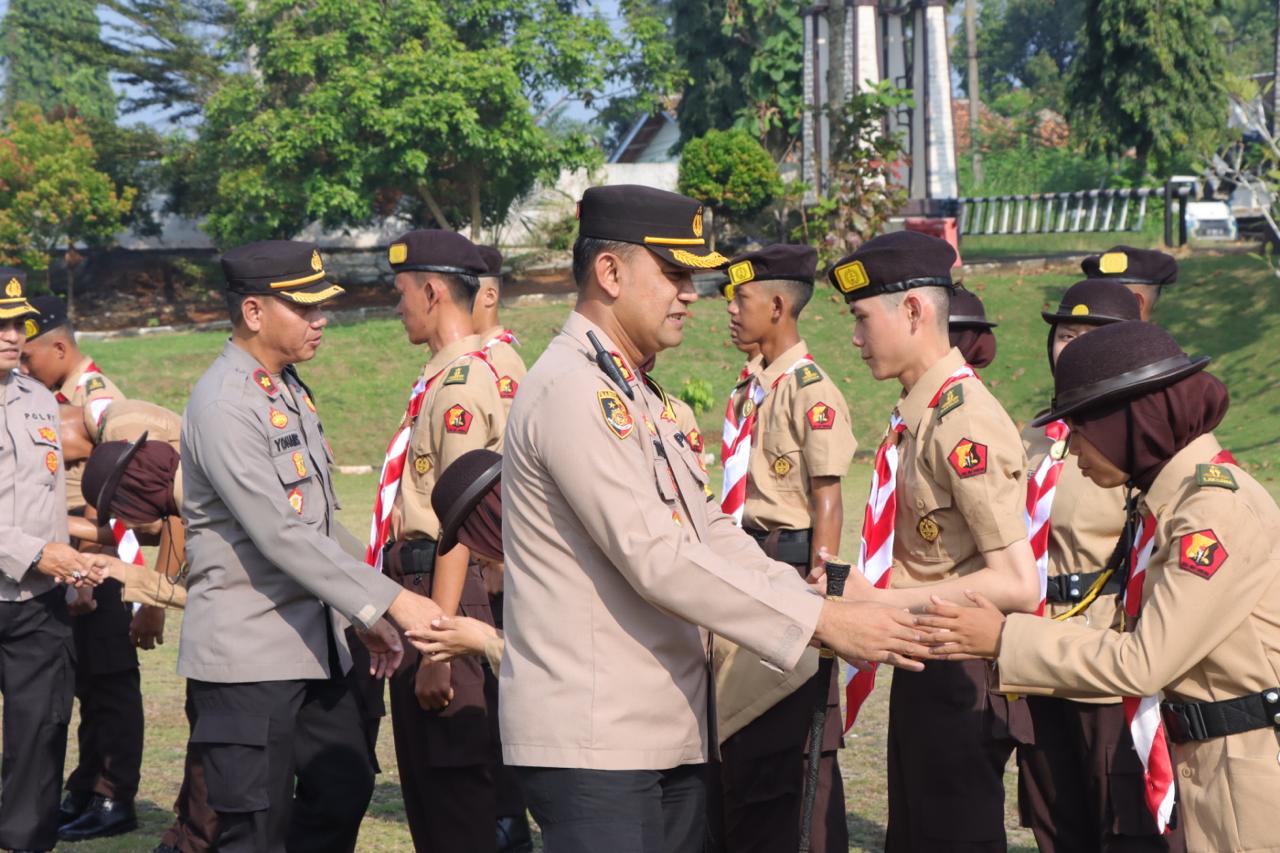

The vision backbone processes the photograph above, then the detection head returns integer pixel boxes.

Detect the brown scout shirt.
[60,356,124,511]
[478,325,528,415]
[997,433,1280,853]
[0,369,68,601]
[97,399,182,448]
[398,334,506,541]
[891,347,1027,589]
[500,311,823,770]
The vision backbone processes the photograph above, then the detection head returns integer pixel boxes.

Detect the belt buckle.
[1161,703,1193,744]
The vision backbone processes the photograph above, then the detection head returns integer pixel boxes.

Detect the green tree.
[952,0,1083,112]
[678,128,782,245]
[0,0,117,121]
[1066,0,1229,176]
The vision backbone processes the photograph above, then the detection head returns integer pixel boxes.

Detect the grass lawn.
[41,250,1280,851]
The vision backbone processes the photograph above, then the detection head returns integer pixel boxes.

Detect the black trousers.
[186,676,376,853]
[515,764,707,853]
[0,589,75,851]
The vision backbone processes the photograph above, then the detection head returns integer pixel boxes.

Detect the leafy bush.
[678,128,783,238]
[678,377,717,415]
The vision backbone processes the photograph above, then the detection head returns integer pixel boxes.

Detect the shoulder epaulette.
[795,363,824,388]
[442,362,471,386]
[935,384,965,420]
[1195,463,1238,491]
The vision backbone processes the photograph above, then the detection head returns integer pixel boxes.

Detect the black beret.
[827,231,957,302]
[1080,246,1177,285]
[0,266,38,321]
[432,449,502,555]
[387,229,486,277]
[577,184,728,270]
[221,240,344,305]
[477,246,504,278]
[1041,279,1141,326]
[1032,321,1209,426]
[720,244,817,297]
[948,287,996,329]
[25,295,68,339]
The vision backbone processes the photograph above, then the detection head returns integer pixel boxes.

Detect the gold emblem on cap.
[310,250,323,272]
[1098,251,1129,274]
[1071,303,1089,316]
[833,260,870,294]
[918,516,940,542]
[728,261,755,286]
[692,209,704,239]
[23,318,37,338]
[4,278,21,298]
[388,243,408,265]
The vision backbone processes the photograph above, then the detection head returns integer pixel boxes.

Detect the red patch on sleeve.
[1179,529,1228,579]
[947,438,988,478]
[806,402,835,430]
[444,404,473,434]
[498,376,518,399]
[687,429,704,453]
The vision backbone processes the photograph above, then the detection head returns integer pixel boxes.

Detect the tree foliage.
[678,128,782,239]
[952,0,1083,113]
[0,0,117,121]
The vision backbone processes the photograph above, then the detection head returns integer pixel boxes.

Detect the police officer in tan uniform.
[1080,245,1177,321]
[714,244,856,852]
[20,294,144,842]
[948,286,998,369]
[497,185,929,853]
[922,320,1280,853]
[475,245,528,411]
[180,239,438,852]
[0,268,112,852]
[828,231,1040,852]
[378,229,508,853]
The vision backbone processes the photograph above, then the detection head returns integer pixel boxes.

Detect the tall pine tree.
[1,0,116,121]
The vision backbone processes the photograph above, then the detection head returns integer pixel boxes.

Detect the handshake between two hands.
[38,542,116,588]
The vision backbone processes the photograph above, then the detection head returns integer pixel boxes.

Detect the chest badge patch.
[287,488,304,515]
[918,516,940,542]
[1179,529,1228,579]
[445,404,473,434]
[269,408,289,429]
[597,389,634,440]
[806,401,835,430]
[948,438,988,478]
[291,451,308,478]
[414,456,431,475]
[252,369,277,396]
[688,429,704,453]
[773,457,792,477]
[741,397,756,419]
[45,450,58,473]
[498,376,518,399]
[38,426,57,444]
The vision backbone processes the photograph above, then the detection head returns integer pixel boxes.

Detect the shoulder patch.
[947,438,988,478]
[795,363,824,388]
[806,401,836,430]
[444,404,472,434]
[252,369,278,396]
[935,383,964,420]
[1195,463,1238,491]
[687,428,704,453]
[596,389,634,440]
[85,376,107,394]
[443,363,471,386]
[1179,529,1228,579]
[498,376,518,399]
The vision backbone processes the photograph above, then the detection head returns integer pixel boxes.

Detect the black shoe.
[58,789,93,826]
[56,796,138,842]
[496,814,534,853]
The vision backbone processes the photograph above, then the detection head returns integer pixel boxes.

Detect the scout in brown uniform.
[948,286,997,368]
[20,294,144,842]
[475,245,528,410]
[922,321,1280,853]
[828,230,1040,852]
[1080,245,1177,321]
[377,229,508,853]
[713,244,856,853]
[494,185,928,853]
[1017,280,1184,852]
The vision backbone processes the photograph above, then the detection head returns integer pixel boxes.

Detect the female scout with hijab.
[947,287,997,369]
[920,321,1280,853]
[1017,281,1184,852]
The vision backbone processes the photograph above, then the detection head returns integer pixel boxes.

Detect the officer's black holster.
[743,527,812,568]
[384,539,437,593]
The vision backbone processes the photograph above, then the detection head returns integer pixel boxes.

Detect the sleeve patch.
[935,384,964,420]
[687,429,704,453]
[806,401,835,430]
[1179,529,1228,579]
[444,404,473,434]
[597,389,634,440]
[498,376,518,398]
[795,363,823,388]
[443,363,471,386]
[947,438,988,478]
[1195,463,1238,491]
[85,376,107,394]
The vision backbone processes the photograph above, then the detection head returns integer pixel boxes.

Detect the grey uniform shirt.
[179,341,401,683]
[0,370,67,600]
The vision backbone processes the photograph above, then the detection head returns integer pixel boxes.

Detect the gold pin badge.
[741,398,755,418]
[773,457,792,477]
[728,261,754,286]
[414,456,430,475]
[833,261,870,294]
[4,278,21,298]
[23,319,37,338]
[1071,304,1090,316]
[1098,251,1128,274]
[388,243,407,265]
[918,517,940,542]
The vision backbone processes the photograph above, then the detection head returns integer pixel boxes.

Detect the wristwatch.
[30,545,44,573]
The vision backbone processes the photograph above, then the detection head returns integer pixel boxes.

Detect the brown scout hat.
[576,185,727,270]
[0,267,39,322]
[222,240,344,305]
[432,449,503,554]
[82,432,148,516]
[1080,245,1177,286]
[719,244,817,300]
[948,287,996,329]
[827,231,957,303]
[1042,279,1142,326]
[1032,321,1210,427]
[387,230,487,276]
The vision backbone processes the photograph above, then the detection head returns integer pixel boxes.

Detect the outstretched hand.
[916,591,1006,660]
[817,599,928,672]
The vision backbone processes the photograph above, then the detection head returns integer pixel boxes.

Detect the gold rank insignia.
[45,451,58,474]
[936,384,964,420]
[443,363,470,386]
[310,250,323,272]
[609,353,635,383]
[253,369,278,396]
[831,260,869,294]
[660,399,677,423]
[918,516,940,542]
[414,456,430,475]
[4,278,21,298]
[692,209,704,238]
[597,389,634,440]
[773,457,792,477]
[1195,463,1238,490]
[38,427,57,444]
[1050,438,1069,460]
[303,394,317,413]
[796,364,823,388]
[291,451,307,478]
[288,487,304,514]
[269,408,289,429]
[23,318,37,338]
[1098,251,1128,274]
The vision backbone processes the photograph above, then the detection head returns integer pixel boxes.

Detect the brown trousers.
[1018,696,1187,853]
[885,659,1033,852]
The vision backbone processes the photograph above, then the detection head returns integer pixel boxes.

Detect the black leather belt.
[1044,569,1123,604]
[1161,688,1280,744]
[743,527,812,567]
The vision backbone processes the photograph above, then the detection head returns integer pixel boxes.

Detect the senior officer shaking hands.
[179,241,442,853]
[498,185,928,853]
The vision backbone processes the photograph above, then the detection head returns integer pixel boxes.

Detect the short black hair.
[572,237,635,289]
[225,289,249,328]
[760,279,814,318]
[441,272,479,310]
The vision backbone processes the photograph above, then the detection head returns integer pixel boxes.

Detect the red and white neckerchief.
[364,351,497,571]
[56,360,113,427]
[481,328,520,351]
[718,354,813,523]
[1024,419,1070,616]
[1121,447,1236,834]
[110,520,146,568]
[844,363,978,731]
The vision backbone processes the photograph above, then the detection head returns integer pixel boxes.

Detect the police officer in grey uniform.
[0,267,110,852]
[179,241,444,852]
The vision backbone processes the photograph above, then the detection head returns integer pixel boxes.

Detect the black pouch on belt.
[383,538,437,593]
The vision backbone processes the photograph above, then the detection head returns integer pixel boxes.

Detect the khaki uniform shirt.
[398,335,506,541]
[180,341,401,682]
[500,311,823,770]
[59,356,124,511]
[478,325,528,415]
[737,341,856,532]
[891,348,1028,589]
[98,399,182,448]
[0,370,67,600]
[997,434,1280,853]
